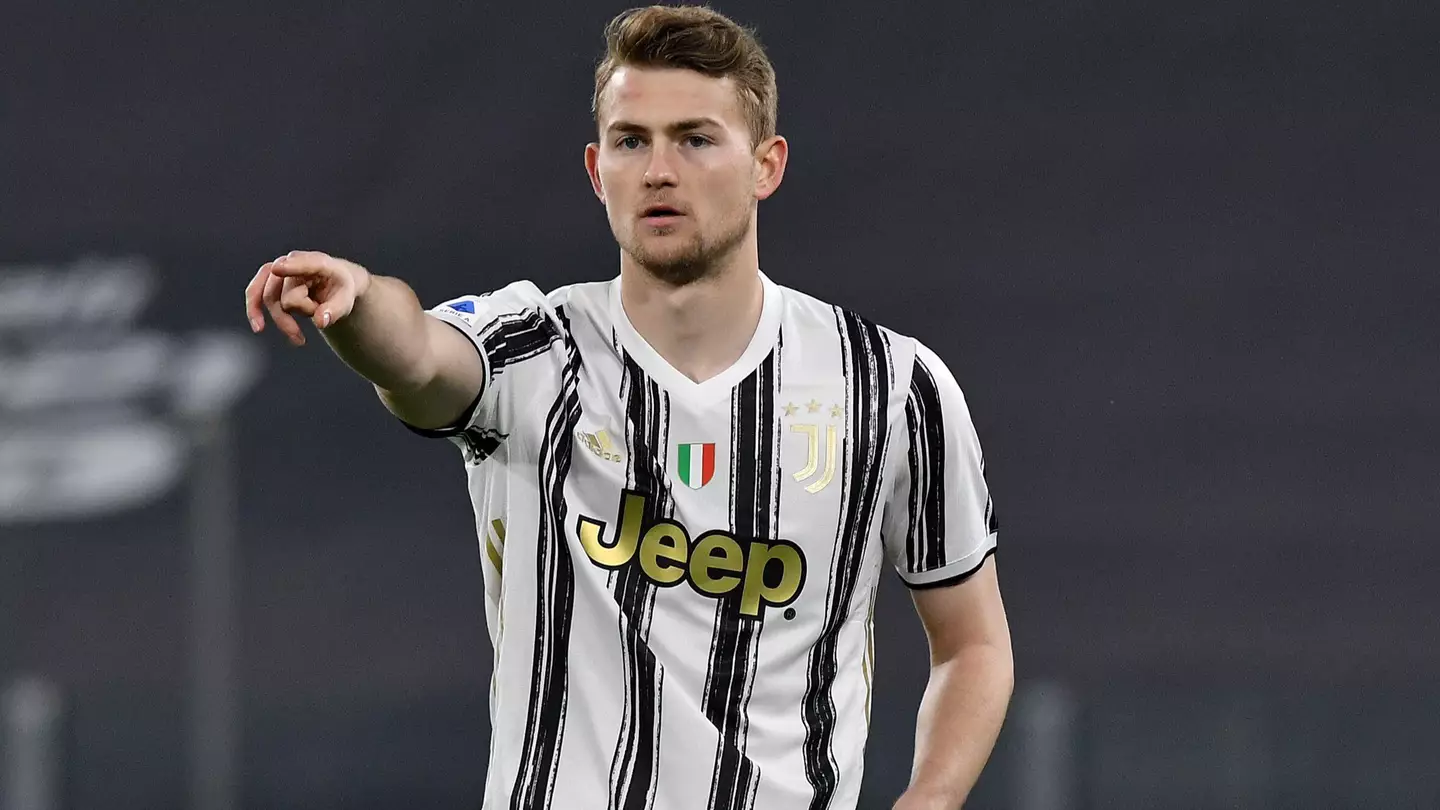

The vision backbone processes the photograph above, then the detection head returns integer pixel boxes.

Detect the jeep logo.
[577,489,806,617]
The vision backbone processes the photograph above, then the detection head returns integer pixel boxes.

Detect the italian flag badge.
[677,442,717,489]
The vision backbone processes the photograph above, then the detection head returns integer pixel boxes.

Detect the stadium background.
[2,0,1436,808]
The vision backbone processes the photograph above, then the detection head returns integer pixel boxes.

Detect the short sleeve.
[405,280,564,441]
[881,340,999,588]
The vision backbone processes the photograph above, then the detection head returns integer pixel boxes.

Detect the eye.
[616,135,644,150]
[684,134,712,148]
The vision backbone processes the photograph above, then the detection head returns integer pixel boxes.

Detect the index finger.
[244,262,274,332]
[269,250,337,279]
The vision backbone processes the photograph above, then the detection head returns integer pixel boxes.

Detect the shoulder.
[540,279,610,314]
[435,278,609,312]
[437,278,616,338]
[540,279,616,345]
[775,280,983,418]
[774,279,923,384]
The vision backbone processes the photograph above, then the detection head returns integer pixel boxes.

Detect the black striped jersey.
[411,272,998,810]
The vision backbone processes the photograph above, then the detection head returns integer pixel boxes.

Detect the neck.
[618,240,765,385]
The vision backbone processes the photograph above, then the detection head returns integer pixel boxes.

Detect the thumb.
[313,288,357,329]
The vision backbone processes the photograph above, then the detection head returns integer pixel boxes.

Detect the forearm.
[321,273,437,393]
[900,642,1014,809]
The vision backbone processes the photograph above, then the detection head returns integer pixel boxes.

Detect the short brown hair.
[592,5,778,147]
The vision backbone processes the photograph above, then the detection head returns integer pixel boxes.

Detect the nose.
[643,143,678,188]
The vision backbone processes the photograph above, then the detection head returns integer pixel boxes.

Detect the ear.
[584,142,606,202]
[753,135,789,201]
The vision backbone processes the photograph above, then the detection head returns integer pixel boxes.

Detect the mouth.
[641,205,685,222]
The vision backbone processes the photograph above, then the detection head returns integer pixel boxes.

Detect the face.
[586,66,786,286]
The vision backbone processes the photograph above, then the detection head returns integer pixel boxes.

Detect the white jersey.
[410,273,998,810]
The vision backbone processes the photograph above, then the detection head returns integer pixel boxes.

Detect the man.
[242,6,1011,809]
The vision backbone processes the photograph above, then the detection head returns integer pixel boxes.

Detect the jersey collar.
[609,271,782,408]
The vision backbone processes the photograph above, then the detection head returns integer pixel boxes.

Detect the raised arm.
[243,250,486,429]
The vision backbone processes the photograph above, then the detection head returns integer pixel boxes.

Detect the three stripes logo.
[485,518,506,575]
[676,442,716,489]
[578,428,623,463]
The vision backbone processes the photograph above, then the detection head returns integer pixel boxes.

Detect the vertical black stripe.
[981,451,999,536]
[510,307,582,810]
[903,400,924,573]
[608,354,671,810]
[909,356,948,570]
[703,340,781,810]
[802,310,892,810]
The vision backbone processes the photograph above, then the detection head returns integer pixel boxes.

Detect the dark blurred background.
[2,1,1436,808]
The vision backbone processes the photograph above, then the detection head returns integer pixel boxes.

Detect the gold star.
[782,402,799,417]
[830,404,844,419]
[806,399,822,414]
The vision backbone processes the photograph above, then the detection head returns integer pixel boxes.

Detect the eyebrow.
[607,117,725,136]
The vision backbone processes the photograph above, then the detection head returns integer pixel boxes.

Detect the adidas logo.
[578,428,623,463]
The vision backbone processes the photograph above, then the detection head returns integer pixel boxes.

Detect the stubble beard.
[622,206,753,288]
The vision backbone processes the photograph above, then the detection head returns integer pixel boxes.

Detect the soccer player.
[242,6,1011,809]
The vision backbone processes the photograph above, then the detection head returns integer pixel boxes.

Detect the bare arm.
[244,250,486,429]
[318,272,488,429]
[894,559,1014,810]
